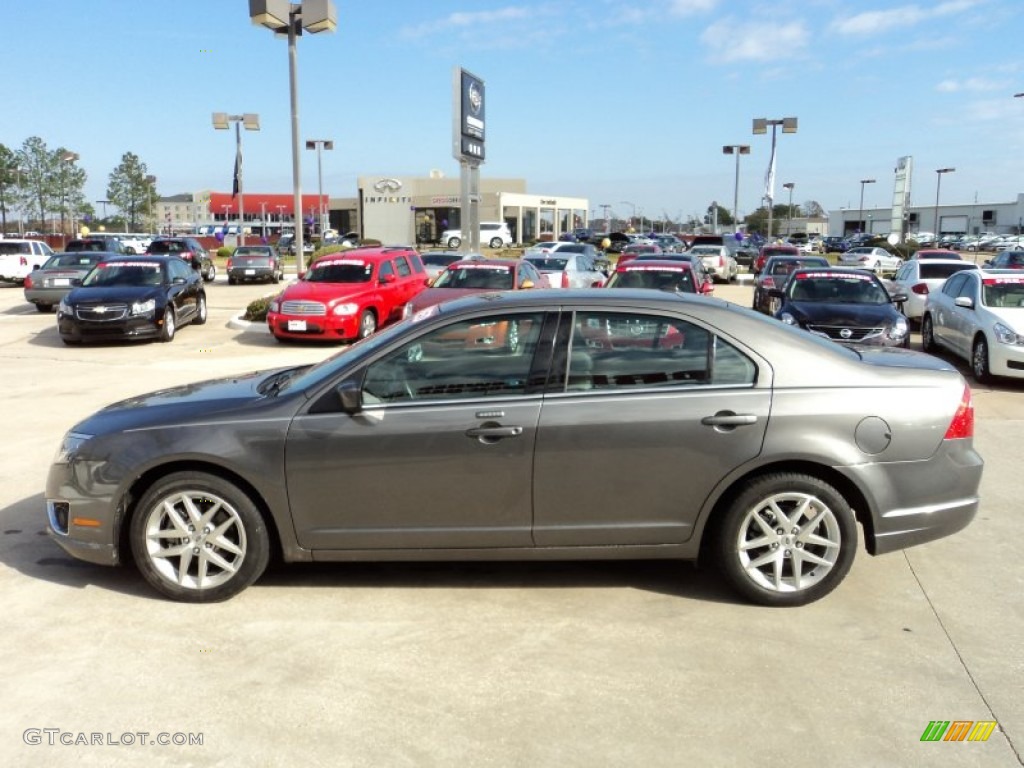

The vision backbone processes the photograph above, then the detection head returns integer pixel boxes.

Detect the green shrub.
[243,296,274,322]
[217,246,234,259]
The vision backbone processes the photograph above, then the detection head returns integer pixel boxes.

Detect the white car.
[838,246,903,275]
[922,269,1024,382]
[889,259,978,322]
[0,239,56,284]
[440,221,513,249]
[688,244,738,283]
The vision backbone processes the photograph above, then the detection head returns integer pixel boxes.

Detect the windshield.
[788,273,889,304]
[305,258,374,283]
[422,254,462,267]
[82,261,164,287]
[769,258,827,275]
[689,246,720,256]
[46,253,107,269]
[233,248,273,259]
[981,276,1024,308]
[607,268,695,292]
[525,257,568,271]
[433,265,514,290]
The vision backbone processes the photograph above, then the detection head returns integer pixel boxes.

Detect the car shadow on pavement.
[2,492,743,604]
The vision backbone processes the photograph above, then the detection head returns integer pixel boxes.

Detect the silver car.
[889,258,977,322]
[688,245,738,283]
[45,290,982,606]
[523,251,605,288]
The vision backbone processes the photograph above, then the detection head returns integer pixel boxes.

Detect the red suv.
[267,246,427,341]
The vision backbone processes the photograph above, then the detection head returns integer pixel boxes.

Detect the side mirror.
[380,273,396,284]
[890,292,908,303]
[336,378,363,414]
[297,270,306,280]
[172,276,187,285]
[982,261,992,268]
[191,258,202,270]
[424,277,432,286]
[954,296,974,309]
[521,279,535,290]
[701,281,715,295]
[71,278,82,286]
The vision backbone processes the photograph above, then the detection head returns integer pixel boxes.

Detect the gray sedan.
[45,290,982,605]
[23,251,110,312]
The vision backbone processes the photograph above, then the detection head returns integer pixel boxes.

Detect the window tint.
[362,312,545,404]
[564,311,756,391]
[919,263,974,280]
[942,273,967,297]
[394,256,412,277]
[378,260,394,280]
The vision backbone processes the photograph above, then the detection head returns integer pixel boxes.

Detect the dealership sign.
[452,67,485,162]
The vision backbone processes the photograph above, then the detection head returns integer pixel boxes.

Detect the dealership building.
[829,193,1024,239]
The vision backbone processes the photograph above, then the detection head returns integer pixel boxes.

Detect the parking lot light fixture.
[249,0,337,273]
[934,168,955,240]
[859,179,876,235]
[305,139,333,236]
[752,117,797,239]
[722,145,750,233]
[213,112,260,246]
[620,201,636,232]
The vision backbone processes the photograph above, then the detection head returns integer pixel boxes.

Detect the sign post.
[452,67,485,253]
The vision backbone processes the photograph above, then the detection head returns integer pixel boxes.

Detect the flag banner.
[763,146,776,203]
[232,143,241,198]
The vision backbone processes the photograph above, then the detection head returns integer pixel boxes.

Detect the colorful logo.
[920,720,997,742]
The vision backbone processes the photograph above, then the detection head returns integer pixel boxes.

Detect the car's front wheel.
[447,237,462,249]
[204,264,216,282]
[489,237,503,249]
[160,307,176,342]
[972,335,992,384]
[716,472,857,606]
[193,293,207,326]
[129,472,270,602]
[921,314,938,353]
[358,309,377,339]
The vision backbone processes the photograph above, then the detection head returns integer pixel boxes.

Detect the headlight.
[130,299,156,316]
[332,302,359,316]
[269,301,280,313]
[54,431,93,464]
[58,298,71,315]
[993,322,1024,345]
[889,316,909,340]
[779,312,797,325]
[402,303,413,319]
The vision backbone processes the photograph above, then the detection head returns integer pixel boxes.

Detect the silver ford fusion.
[45,290,983,605]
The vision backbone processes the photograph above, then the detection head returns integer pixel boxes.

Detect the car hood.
[65,285,165,304]
[277,280,374,303]
[72,368,297,436]
[981,305,1024,327]
[783,300,899,326]
[407,287,489,312]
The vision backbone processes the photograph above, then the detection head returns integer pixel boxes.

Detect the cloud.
[936,77,1006,93]
[669,0,718,15]
[399,6,533,39]
[832,1,984,36]
[701,19,808,63]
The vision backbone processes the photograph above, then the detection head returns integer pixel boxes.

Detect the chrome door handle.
[465,426,523,439]
[701,412,757,427]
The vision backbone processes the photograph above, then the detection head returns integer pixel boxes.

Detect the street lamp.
[858,178,876,235]
[722,144,750,233]
[213,111,260,246]
[305,139,333,236]
[752,117,798,239]
[260,201,267,239]
[782,182,795,236]
[620,200,636,232]
[934,168,955,240]
[59,151,79,244]
[249,0,338,272]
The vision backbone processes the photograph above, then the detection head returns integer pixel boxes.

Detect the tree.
[0,143,17,234]
[744,204,794,237]
[13,138,86,235]
[804,200,826,218]
[704,202,734,227]
[107,152,159,231]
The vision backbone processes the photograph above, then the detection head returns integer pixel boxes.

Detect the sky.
[5,0,1024,227]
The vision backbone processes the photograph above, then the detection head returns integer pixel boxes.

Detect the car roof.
[449,258,518,268]
[618,260,693,271]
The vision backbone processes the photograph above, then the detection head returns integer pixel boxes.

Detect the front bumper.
[45,461,121,567]
[267,312,359,341]
[988,339,1024,379]
[58,314,161,342]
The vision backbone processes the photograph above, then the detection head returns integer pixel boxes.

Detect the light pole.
[752,117,797,239]
[620,200,636,232]
[722,144,750,233]
[782,182,795,236]
[305,139,333,237]
[275,204,286,237]
[212,112,260,246]
[260,201,267,240]
[934,168,955,240]
[249,0,337,273]
[858,178,876,235]
[59,152,79,245]
[600,203,611,234]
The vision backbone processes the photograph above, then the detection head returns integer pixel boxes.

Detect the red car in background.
[616,243,663,265]
[753,244,800,275]
[604,259,714,295]
[267,246,427,342]
[403,257,546,318]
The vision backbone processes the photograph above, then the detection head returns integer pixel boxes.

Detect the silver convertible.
[45,290,983,606]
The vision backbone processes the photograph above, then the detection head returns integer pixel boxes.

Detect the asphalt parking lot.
[1,275,1022,767]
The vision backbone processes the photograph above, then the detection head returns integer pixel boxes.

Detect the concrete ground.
[0,277,1021,767]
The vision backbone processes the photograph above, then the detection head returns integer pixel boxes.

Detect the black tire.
[129,471,270,602]
[357,309,377,339]
[921,314,938,353]
[35,303,53,313]
[228,276,237,285]
[972,335,992,384]
[489,237,503,249]
[447,237,461,249]
[160,307,176,342]
[193,293,207,326]
[61,336,81,345]
[715,472,857,607]
[204,263,216,283]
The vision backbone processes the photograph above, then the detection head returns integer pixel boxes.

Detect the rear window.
[525,257,568,271]
[919,263,975,280]
[0,242,30,255]
[148,240,187,254]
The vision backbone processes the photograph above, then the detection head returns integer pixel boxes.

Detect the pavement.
[0,277,1021,767]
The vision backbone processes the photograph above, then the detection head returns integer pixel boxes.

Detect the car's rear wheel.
[716,473,857,606]
[204,264,216,282]
[160,307,176,342]
[129,471,270,602]
[193,293,207,325]
[358,309,377,339]
[228,276,237,285]
[447,237,461,249]
[489,237,503,248]
[35,303,53,313]
[972,336,991,384]
[921,314,938,353]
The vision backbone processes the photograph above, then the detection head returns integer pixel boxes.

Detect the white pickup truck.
[0,239,56,284]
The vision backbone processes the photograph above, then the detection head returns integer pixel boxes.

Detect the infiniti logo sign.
[373,178,402,194]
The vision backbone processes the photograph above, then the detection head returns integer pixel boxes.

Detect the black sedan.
[771,267,910,347]
[226,245,283,284]
[57,255,207,344]
[23,251,111,312]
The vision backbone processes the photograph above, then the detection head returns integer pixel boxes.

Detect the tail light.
[561,271,570,288]
[911,283,929,295]
[24,275,34,288]
[718,255,725,267]
[226,259,234,269]
[943,384,974,440]
[762,277,775,289]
